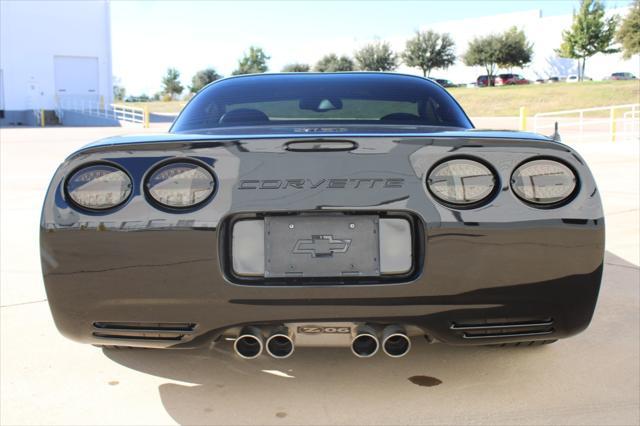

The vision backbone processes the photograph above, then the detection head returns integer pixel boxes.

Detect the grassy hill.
[128,80,639,117]
[448,80,639,116]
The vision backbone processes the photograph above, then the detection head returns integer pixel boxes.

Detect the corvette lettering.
[238,178,404,190]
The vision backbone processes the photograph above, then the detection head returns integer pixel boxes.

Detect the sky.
[110,0,633,96]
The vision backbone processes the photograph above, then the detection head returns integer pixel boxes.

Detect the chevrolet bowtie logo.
[292,235,351,258]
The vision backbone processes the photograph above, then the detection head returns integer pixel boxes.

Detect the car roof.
[210,71,437,85]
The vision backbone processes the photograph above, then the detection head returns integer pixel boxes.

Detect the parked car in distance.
[428,77,456,88]
[495,73,530,85]
[608,72,637,80]
[476,75,494,87]
[547,76,561,83]
[566,75,592,83]
[534,78,546,84]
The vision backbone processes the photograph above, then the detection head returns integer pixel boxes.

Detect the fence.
[534,104,639,143]
[56,97,149,128]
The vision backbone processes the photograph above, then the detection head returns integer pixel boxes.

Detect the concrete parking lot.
[1,124,638,425]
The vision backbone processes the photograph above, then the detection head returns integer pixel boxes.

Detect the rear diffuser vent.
[92,322,196,341]
[450,318,554,339]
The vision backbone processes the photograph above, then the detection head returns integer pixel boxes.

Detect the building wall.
[0,0,112,120]
[396,7,639,84]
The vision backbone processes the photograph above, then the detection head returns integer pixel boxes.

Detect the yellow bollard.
[519,106,527,131]
[610,108,617,143]
[143,104,150,128]
[40,109,45,127]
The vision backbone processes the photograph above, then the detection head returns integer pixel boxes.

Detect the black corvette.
[40,73,604,359]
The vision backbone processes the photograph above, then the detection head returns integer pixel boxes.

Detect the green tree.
[281,63,311,72]
[616,0,640,59]
[190,68,222,93]
[161,68,184,100]
[314,54,355,72]
[232,46,270,75]
[498,26,534,70]
[113,85,125,101]
[556,0,619,81]
[354,41,398,71]
[112,76,125,101]
[402,30,456,77]
[462,34,502,86]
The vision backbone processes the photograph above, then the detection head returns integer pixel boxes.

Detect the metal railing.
[57,97,149,127]
[534,104,640,143]
[110,103,146,124]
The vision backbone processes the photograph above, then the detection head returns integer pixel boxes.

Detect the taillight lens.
[66,164,132,210]
[511,159,577,205]
[427,159,496,206]
[146,161,215,208]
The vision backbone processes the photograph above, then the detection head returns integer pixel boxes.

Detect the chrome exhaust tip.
[382,325,411,358]
[234,326,264,359]
[266,329,295,359]
[351,326,379,358]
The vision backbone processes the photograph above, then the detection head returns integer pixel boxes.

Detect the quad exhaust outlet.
[351,325,380,358]
[265,327,295,359]
[232,324,412,358]
[233,326,264,359]
[382,325,411,358]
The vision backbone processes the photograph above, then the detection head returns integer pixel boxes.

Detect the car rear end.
[40,73,605,358]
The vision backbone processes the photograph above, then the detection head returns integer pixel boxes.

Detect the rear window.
[171,73,472,132]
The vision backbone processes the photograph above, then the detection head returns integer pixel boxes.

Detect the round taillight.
[511,159,577,206]
[427,158,496,207]
[146,161,215,208]
[66,164,132,210]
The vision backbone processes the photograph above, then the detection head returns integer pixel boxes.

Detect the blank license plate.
[264,215,380,278]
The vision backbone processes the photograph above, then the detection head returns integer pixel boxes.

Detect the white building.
[0,0,113,125]
[398,7,639,84]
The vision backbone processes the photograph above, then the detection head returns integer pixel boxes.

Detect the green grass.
[123,101,186,113]
[448,80,639,116]
[124,80,639,117]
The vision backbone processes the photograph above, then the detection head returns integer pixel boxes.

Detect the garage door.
[54,56,99,102]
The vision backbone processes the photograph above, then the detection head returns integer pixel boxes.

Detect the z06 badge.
[297,326,352,334]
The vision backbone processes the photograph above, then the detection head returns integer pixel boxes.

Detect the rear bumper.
[40,135,605,349]
[41,215,604,348]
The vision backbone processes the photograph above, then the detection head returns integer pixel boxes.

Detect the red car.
[609,72,637,80]
[477,74,530,87]
[476,75,495,87]
[495,73,530,85]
